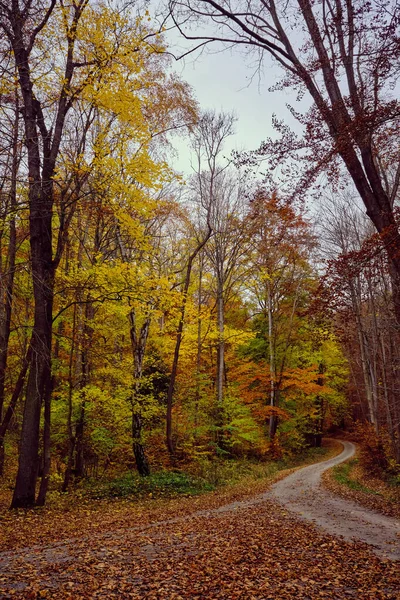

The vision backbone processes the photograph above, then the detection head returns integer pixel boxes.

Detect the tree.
[190,111,250,443]
[244,190,317,438]
[315,194,400,459]
[0,0,196,507]
[169,0,400,327]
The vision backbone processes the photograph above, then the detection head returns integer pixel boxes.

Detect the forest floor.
[0,441,399,599]
[323,449,400,520]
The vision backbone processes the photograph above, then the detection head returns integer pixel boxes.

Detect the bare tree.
[317,193,400,459]
[169,0,400,328]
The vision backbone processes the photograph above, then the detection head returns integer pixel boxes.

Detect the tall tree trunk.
[216,277,225,407]
[0,98,19,475]
[62,303,78,492]
[267,280,278,438]
[215,274,225,446]
[74,302,94,479]
[11,252,54,508]
[349,280,378,429]
[129,310,151,476]
[194,252,204,432]
[314,362,325,448]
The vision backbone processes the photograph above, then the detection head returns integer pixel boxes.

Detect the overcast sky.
[165,35,302,176]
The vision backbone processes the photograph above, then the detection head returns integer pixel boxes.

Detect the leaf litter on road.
[0,496,399,599]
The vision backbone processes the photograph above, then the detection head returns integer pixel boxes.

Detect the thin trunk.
[379,335,394,441]
[166,228,212,457]
[74,302,93,479]
[349,280,377,428]
[62,303,78,492]
[129,309,151,476]
[216,276,224,406]
[0,346,32,476]
[194,253,204,432]
[215,275,225,446]
[0,99,19,475]
[267,280,277,438]
[74,403,85,478]
[0,99,19,420]
[314,362,325,448]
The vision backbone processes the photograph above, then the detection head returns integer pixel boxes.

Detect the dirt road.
[267,440,400,561]
[0,442,399,598]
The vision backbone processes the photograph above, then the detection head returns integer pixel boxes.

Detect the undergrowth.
[331,459,381,495]
[88,471,215,500]
[84,444,334,500]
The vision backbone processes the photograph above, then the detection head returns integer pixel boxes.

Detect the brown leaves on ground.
[1,441,397,599]
[322,460,400,519]
[0,497,398,599]
[0,440,343,554]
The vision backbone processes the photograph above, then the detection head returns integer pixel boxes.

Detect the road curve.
[267,440,400,560]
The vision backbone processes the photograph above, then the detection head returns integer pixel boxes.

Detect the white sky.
[166,40,302,176]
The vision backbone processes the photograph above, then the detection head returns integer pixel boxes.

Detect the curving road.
[266,440,400,560]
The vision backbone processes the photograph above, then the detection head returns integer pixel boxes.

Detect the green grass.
[332,459,382,495]
[81,445,334,501]
[88,470,215,500]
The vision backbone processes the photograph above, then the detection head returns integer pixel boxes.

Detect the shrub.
[355,422,399,478]
[89,470,214,499]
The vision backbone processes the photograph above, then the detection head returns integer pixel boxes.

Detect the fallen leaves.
[322,458,400,519]
[2,440,397,599]
[0,492,399,599]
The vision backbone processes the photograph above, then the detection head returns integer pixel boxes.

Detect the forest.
[0,0,399,519]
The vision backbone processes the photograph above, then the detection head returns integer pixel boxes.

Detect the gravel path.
[267,440,400,560]
[0,441,399,598]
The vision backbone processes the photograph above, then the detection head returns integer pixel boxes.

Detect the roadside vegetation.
[0,440,340,553]
[323,428,400,519]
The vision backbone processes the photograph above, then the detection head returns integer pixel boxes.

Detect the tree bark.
[0,95,19,475]
[129,310,151,476]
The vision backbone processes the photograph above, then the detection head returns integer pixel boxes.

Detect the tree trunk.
[11,257,54,508]
[62,299,77,492]
[194,252,204,432]
[129,310,151,476]
[73,302,94,479]
[267,280,278,438]
[166,228,212,457]
[0,97,19,475]
[0,346,32,477]
[314,362,325,448]
[216,277,225,407]
[36,375,54,505]
[132,413,150,476]
[215,275,225,446]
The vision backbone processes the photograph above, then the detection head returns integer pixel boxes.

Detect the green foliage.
[277,420,308,455]
[222,389,263,450]
[90,470,214,499]
[332,460,382,495]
